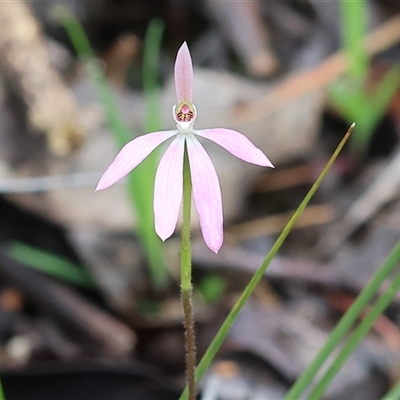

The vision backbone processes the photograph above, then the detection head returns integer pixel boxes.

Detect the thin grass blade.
[382,378,400,400]
[286,240,400,399]
[57,8,168,289]
[308,251,400,399]
[179,124,354,400]
[7,241,96,289]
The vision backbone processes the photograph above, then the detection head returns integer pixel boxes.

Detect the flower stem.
[181,144,196,400]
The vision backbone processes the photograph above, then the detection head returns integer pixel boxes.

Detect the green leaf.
[198,275,225,304]
[56,7,169,290]
[7,241,96,289]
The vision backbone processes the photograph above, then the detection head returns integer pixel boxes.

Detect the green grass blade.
[340,0,368,78]
[332,1,399,154]
[329,80,369,152]
[331,64,400,153]
[353,64,400,151]
[309,253,400,399]
[55,5,129,145]
[56,7,168,289]
[382,379,400,400]
[286,240,400,399]
[128,18,169,289]
[143,18,164,132]
[179,124,354,400]
[7,241,96,289]
[0,380,4,400]
[367,64,400,127]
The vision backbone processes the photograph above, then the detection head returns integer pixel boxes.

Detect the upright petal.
[186,134,223,253]
[195,128,274,167]
[96,130,177,191]
[154,135,185,241]
[174,42,193,104]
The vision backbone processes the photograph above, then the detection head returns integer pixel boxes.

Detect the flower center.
[175,101,195,122]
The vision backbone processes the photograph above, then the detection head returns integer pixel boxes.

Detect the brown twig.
[228,204,335,240]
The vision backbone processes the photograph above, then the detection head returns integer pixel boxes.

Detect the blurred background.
[0,0,399,399]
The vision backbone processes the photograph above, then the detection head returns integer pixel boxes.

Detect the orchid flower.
[96,42,273,253]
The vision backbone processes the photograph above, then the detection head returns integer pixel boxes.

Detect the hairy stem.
[181,144,196,399]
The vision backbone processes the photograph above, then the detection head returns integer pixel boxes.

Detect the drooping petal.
[195,128,274,167]
[96,130,177,191]
[154,135,185,241]
[174,42,193,104]
[186,134,223,253]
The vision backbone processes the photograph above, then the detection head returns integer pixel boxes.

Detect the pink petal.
[174,42,193,104]
[154,135,185,241]
[195,128,274,167]
[96,130,177,191]
[186,134,223,253]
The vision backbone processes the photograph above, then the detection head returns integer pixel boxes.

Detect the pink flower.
[96,42,273,253]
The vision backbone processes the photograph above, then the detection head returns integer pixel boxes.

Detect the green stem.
[181,146,192,292]
[179,125,354,400]
[286,239,400,399]
[181,145,196,400]
[309,264,400,399]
